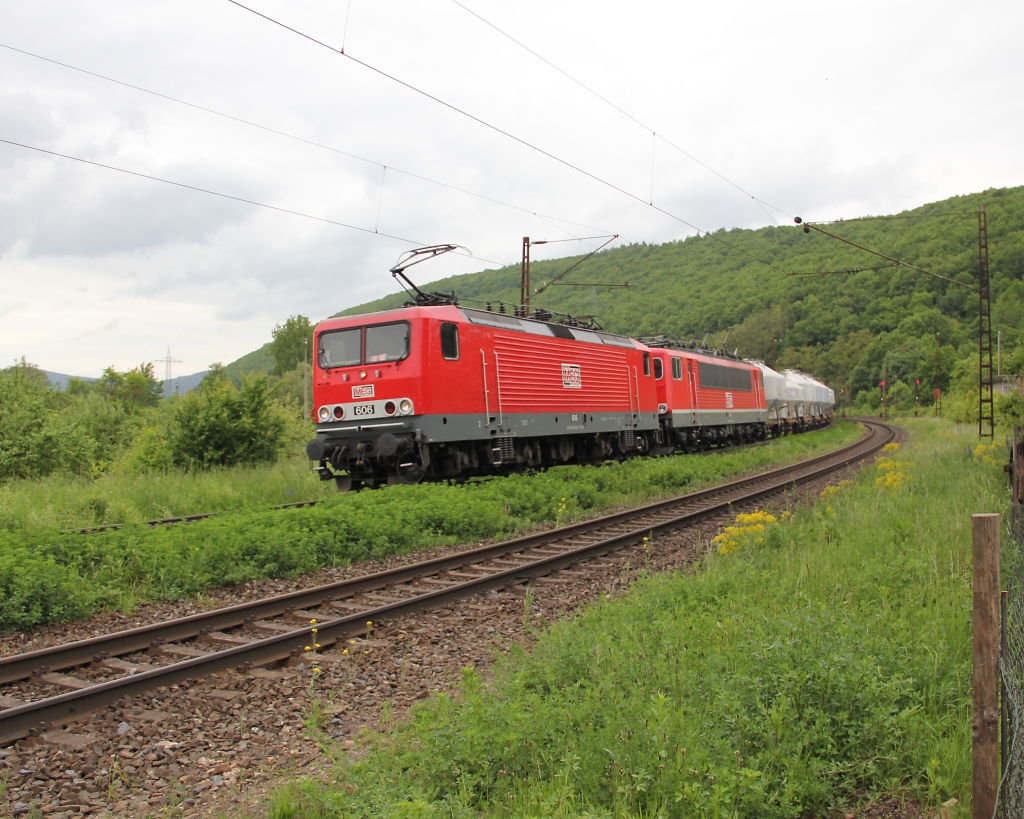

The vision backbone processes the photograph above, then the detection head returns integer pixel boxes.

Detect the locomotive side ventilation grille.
[493,437,516,464]
[620,430,636,450]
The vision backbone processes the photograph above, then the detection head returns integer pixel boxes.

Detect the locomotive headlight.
[399,399,413,415]
[658,403,668,414]
[318,406,331,422]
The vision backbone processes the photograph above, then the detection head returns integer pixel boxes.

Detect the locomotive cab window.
[653,358,664,380]
[440,322,459,360]
[671,357,682,380]
[318,322,409,368]
[643,352,651,377]
[365,322,410,363]
[319,328,361,369]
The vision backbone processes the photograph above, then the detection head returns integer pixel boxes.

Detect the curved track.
[1,420,895,746]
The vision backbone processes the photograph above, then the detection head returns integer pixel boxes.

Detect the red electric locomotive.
[646,340,768,450]
[306,303,662,490]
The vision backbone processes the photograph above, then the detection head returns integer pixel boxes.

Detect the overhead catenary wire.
[790,263,899,277]
[225,0,787,276]
[650,131,655,206]
[809,211,979,225]
[795,210,978,282]
[534,213,595,249]
[375,166,387,234]
[0,41,612,241]
[341,0,352,54]
[450,0,792,222]
[795,218,975,291]
[0,137,507,267]
[532,234,619,298]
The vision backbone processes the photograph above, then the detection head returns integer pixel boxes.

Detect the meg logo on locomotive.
[561,363,582,389]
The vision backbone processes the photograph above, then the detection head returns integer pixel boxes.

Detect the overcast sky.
[2,0,1022,379]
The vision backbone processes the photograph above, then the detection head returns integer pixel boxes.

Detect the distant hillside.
[44,371,97,390]
[223,344,274,385]
[46,370,208,395]
[229,185,1024,403]
[163,370,207,396]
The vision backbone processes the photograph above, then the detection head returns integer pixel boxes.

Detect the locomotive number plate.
[353,403,375,417]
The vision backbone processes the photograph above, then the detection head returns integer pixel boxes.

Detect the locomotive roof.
[317,304,641,349]
[651,346,755,368]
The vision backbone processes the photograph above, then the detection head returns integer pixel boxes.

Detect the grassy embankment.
[269,418,1009,818]
[0,425,859,632]
[0,455,334,533]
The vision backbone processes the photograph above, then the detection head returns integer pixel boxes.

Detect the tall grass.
[0,425,860,533]
[0,424,860,631]
[0,453,335,532]
[270,418,1006,818]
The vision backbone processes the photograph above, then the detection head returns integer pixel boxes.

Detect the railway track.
[0,420,895,746]
[59,499,321,536]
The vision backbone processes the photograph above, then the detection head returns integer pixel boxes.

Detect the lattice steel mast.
[978,206,995,439]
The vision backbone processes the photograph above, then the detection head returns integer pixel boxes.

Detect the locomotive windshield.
[318,322,410,369]
[365,322,409,362]
[319,328,361,368]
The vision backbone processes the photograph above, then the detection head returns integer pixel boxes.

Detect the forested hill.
[239,186,1024,408]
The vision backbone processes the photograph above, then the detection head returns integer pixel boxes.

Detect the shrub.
[0,542,95,629]
[0,360,98,480]
[169,376,288,469]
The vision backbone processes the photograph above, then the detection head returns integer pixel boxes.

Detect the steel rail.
[60,499,321,535]
[0,421,893,746]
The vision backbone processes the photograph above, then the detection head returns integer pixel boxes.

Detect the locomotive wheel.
[392,462,425,485]
[557,439,574,463]
[333,475,355,492]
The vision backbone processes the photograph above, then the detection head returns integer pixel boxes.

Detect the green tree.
[997,391,1024,427]
[199,362,229,392]
[270,315,314,376]
[728,304,789,363]
[0,359,96,479]
[64,377,96,397]
[1005,343,1024,376]
[98,363,162,410]
[63,390,141,467]
[169,376,287,469]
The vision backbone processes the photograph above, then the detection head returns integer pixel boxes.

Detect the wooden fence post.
[974,513,1001,819]
[1012,426,1023,544]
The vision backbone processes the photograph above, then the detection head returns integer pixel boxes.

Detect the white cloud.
[1,0,1022,376]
